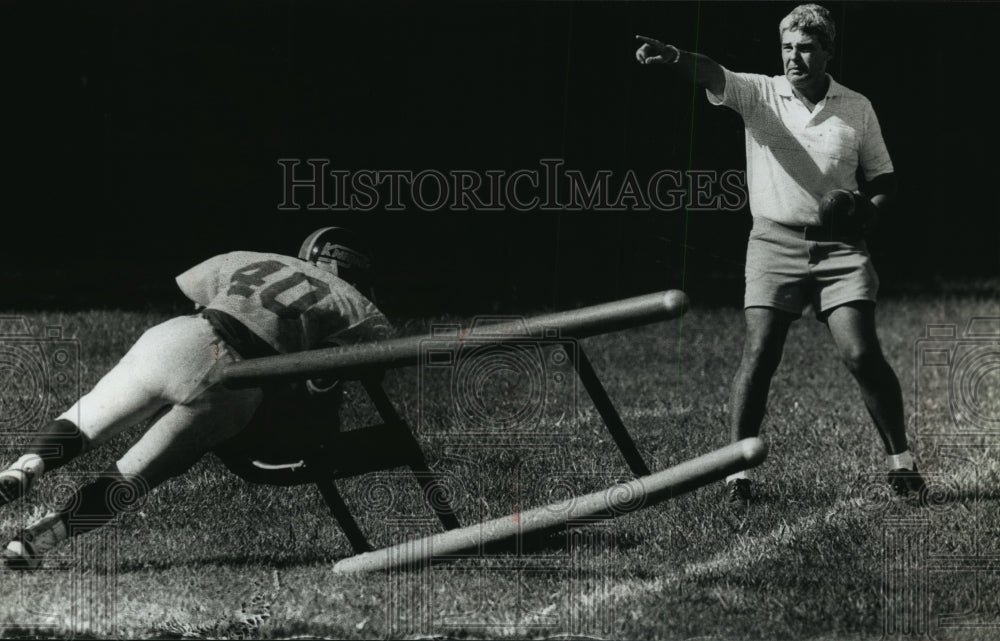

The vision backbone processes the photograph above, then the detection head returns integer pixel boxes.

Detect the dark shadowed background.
[1,1,996,316]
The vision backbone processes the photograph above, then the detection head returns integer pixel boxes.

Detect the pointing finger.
[635,35,664,48]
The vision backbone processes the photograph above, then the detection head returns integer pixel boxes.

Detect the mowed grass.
[0,296,998,640]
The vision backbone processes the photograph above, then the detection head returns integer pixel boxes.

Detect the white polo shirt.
[707,67,893,226]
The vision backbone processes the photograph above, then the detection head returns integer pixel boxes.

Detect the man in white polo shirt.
[635,4,925,503]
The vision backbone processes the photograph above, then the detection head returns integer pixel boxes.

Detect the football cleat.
[2,513,68,571]
[2,539,41,571]
[0,468,34,508]
[726,478,753,504]
[888,466,927,498]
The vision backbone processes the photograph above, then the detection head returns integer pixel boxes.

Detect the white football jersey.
[175,251,390,354]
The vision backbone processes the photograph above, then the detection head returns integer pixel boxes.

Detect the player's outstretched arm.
[635,35,725,97]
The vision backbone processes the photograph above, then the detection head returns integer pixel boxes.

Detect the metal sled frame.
[216,290,763,565]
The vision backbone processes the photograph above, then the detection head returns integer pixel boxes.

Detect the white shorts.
[58,315,263,486]
[744,217,880,318]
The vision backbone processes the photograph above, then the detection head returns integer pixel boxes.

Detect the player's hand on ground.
[635,35,678,64]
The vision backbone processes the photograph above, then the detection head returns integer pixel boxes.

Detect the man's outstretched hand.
[635,35,679,64]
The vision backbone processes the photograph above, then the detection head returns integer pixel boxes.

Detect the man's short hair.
[779,4,836,52]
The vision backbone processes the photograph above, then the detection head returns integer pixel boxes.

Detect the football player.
[0,227,390,569]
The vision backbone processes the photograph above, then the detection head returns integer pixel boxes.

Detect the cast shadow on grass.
[114,524,642,573]
[917,488,1000,504]
[478,525,644,556]
[0,627,107,640]
[115,552,340,573]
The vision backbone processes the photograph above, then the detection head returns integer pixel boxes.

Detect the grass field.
[0,295,998,640]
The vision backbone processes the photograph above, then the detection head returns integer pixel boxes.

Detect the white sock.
[15,454,44,478]
[5,540,27,556]
[726,471,748,483]
[888,450,914,471]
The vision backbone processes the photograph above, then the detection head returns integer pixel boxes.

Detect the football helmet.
[298,227,373,296]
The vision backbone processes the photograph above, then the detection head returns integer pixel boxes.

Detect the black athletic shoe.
[727,479,752,504]
[2,513,69,571]
[0,469,31,508]
[888,466,926,498]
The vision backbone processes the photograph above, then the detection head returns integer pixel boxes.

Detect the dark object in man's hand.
[819,189,872,238]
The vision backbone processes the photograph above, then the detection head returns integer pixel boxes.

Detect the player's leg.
[824,301,905,451]
[0,321,183,507]
[3,383,263,569]
[726,306,796,501]
[823,301,924,495]
[0,315,224,508]
[113,384,263,488]
[729,307,796,442]
[729,218,809,502]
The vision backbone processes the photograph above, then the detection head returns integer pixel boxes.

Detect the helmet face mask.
[298,227,373,296]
